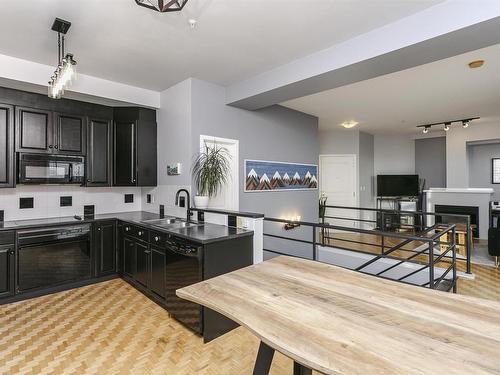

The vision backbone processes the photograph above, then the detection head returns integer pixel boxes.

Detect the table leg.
[253,341,275,375]
[294,362,313,375]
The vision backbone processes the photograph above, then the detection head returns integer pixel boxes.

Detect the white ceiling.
[0,0,442,91]
[282,43,500,135]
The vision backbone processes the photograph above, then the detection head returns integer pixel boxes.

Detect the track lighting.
[416,117,479,133]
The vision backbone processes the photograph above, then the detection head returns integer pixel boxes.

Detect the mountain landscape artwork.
[245,160,318,192]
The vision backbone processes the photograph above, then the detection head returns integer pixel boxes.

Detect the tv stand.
[376,196,420,232]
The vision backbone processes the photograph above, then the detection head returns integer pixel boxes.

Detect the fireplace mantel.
[424,188,494,194]
[424,188,493,239]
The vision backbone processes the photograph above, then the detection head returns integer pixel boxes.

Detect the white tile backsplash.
[0,185,143,221]
[141,184,191,218]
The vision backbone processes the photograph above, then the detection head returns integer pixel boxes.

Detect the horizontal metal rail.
[264,216,457,293]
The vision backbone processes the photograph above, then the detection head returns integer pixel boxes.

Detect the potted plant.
[192,141,231,208]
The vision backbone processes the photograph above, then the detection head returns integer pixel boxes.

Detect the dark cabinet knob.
[9,250,14,255]
[54,145,59,149]
[49,145,53,149]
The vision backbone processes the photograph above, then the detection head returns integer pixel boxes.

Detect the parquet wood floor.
[1,251,498,375]
[0,279,302,375]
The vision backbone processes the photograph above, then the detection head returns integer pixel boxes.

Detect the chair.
[488,227,500,268]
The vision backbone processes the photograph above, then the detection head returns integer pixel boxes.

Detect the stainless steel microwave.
[17,153,85,185]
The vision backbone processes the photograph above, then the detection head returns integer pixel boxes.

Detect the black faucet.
[175,189,192,222]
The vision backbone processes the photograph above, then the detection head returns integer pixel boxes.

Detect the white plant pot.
[194,195,209,209]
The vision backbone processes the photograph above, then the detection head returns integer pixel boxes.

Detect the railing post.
[381,235,385,255]
[312,224,317,261]
[466,215,472,274]
[452,225,457,293]
[428,239,435,289]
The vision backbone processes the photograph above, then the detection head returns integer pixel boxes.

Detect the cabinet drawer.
[0,231,15,245]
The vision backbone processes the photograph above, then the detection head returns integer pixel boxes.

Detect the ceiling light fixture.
[468,60,484,69]
[416,117,479,133]
[48,18,77,99]
[341,120,359,129]
[135,0,188,12]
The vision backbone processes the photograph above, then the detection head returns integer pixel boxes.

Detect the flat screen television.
[377,175,419,197]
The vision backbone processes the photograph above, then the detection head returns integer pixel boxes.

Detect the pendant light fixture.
[135,0,188,12]
[48,18,77,99]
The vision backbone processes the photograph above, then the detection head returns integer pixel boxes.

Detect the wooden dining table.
[176,256,500,375]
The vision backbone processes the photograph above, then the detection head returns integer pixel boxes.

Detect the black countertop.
[0,211,253,245]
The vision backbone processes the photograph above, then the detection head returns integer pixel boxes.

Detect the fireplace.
[435,205,479,238]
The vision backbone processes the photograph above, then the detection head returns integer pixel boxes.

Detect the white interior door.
[200,135,239,211]
[320,154,358,228]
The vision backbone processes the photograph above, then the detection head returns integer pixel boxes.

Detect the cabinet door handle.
[154,236,159,242]
[9,250,14,255]
[49,145,53,149]
[138,231,143,236]
[54,145,59,149]
[144,250,151,254]
[97,228,101,231]
[125,227,130,232]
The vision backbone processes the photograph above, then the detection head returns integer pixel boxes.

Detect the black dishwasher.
[165,237,203,334]
[17,225,92,292]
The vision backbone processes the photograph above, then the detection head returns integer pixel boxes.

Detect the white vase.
[194,195,209,209]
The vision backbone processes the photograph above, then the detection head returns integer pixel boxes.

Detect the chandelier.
[48,18,77,99]
[135,0,188,12]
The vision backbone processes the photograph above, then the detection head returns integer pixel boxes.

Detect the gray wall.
[468,142,500,200]
[415,136,446,189]
[359,131,374,208]
[319,129,359,155]
[374,134,415,177]
[190,78,319,221]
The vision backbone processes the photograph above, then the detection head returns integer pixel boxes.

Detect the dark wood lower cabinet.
[150,246,166,298]
[94,221,117,277]
[123,236,135,278]
[0,245,15,298]
[135,241,150,287]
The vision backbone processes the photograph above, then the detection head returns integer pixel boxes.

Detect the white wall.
[446,121,500,188]
[374,134,415,177]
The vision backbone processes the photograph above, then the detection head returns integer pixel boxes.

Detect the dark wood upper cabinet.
[15,107,53,153]
[55,113,86,155]
[15,108,86,156]
[0,104,14,188]
[87,118,112,186]
[114,120,136,186]
[113,108,157,187]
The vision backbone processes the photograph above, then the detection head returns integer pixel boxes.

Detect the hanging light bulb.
[423,126,430,134]
[48,18,77,99]
[462,120,470,128]
[444,122,451,131]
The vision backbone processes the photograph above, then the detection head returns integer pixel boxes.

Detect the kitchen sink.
[142,217,202,230]
[142,217,178,226]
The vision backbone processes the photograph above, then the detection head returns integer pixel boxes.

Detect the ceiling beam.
[226,1,500,110]
[0,53,160,108]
